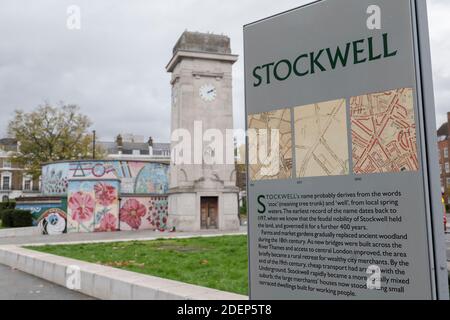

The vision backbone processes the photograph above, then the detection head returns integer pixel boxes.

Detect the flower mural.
[119,196,168,231]
[68,180,120,233]
[148,197,169,230]
[68,192,95,223]
[120,199,147,230]
[42,160,169,234]
[95,213,118,232]
[94,182,117,206]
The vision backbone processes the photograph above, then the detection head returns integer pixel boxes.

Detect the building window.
[446,162,450,174]
[2,159,11,168]
[2,176,10,190]
[445,148,449,159]
[2,196,8,202]
[23,178,32,191]
[132,150,140,155]
[447,178,450,188]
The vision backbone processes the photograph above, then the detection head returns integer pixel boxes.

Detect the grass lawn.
[27,235,249,295]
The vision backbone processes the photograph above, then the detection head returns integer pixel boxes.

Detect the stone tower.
[166,31,240,231]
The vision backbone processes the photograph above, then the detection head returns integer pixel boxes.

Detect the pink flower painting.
[147,198,169,231]
[94,182,117,207]
[120,199,147,230]
[96,213,118,232]
[68,192,95,223]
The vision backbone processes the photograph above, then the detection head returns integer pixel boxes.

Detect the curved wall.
[41,160,169,196]
[40,160,170,233]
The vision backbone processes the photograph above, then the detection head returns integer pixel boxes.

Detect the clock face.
[199,84,217,102]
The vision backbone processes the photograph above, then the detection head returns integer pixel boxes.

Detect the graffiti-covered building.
[17,160,169,235]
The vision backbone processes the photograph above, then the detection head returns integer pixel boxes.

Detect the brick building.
[0,138,40,202]
[99,134,170,161]
[437,113,450,208]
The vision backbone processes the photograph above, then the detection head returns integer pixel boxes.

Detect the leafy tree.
[8,103,104,178]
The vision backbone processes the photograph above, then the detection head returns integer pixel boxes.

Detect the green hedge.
[0,201,17,228]
[0,201,15,211]
[1,209,33,228]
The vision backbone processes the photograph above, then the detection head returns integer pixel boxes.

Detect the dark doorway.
[201,197,218,229]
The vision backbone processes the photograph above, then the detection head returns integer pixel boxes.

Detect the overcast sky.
[0,0,449,143]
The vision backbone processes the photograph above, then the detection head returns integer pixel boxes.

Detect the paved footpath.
[0,227,247,246]
[0,264,93,300]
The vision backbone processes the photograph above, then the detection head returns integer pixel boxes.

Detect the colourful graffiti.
[119,196,168,231]
[134,164,169,194]
[15,201,67,235]
[41,163,69,195]
[42,161,169,196]
[39,208,67,235]
[70,162,118,180]
[42,160,169,234]
[148,197,169,230]
[67,180,120,233]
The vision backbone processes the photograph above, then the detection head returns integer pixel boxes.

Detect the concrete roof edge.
[166,50,239,72]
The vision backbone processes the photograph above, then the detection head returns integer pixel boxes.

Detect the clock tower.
[166,31,240,231]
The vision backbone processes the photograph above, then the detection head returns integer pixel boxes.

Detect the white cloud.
[428,0,450,127]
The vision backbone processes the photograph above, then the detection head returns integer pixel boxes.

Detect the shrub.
[0,201,16,223]
[0,201,16,211]
[1,209,33,228]
[1,209,12,227]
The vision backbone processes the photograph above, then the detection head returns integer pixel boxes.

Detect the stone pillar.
[166,31,240,231]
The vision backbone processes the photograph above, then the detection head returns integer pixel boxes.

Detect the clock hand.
[207,89,215,94]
